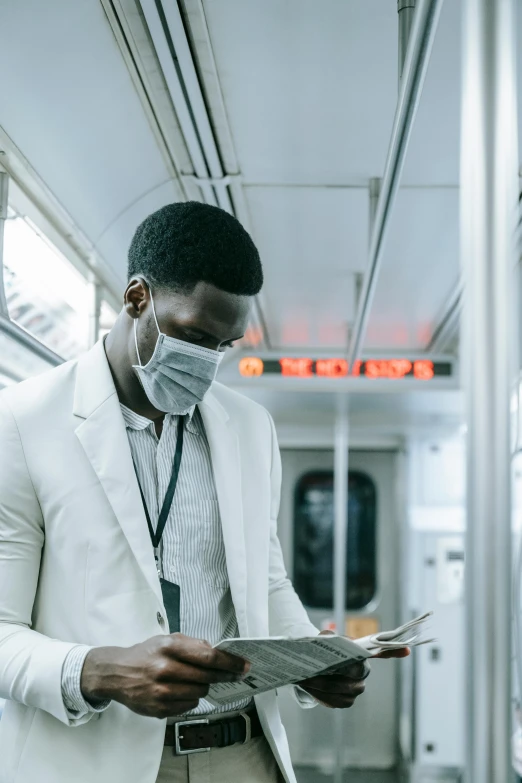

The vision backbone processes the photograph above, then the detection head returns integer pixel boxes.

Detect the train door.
[277,448,400,772]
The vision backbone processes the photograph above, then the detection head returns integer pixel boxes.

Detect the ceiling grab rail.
[0,171,62,368]
[347,0,444,369]
[398,0,416,85]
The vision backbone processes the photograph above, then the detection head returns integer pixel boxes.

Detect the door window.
[293,470,377,610]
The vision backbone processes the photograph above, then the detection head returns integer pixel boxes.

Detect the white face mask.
[132,288,223,414]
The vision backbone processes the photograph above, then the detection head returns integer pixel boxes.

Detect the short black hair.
[128,201,263,295]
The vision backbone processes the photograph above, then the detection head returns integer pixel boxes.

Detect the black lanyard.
[134,415,185,553]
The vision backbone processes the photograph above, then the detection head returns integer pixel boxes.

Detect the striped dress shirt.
[61,403,252,718]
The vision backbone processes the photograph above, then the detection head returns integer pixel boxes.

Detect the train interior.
[1,0,521,781]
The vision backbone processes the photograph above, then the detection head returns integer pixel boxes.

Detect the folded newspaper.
[207,611,433,706]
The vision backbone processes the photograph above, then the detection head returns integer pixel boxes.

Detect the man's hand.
[297,660,370,709]
[297,632,410,709]
[80,634,250,719]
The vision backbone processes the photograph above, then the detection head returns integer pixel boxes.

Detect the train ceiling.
[0,0,520,357]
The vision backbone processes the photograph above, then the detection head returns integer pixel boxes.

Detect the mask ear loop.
[133,319,143,367]
[148,286,161,335]
[133,280,160,367]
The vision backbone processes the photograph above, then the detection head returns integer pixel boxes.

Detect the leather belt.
[164,710,263,755]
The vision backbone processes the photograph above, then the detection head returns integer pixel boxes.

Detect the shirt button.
[157,612,164,626]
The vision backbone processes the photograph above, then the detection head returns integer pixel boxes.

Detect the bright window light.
[99,299,118,338]
[3,214,90,359]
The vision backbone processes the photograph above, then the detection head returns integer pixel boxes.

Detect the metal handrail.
[0,315,63,367]
[398,0,417,83]
[347,0,444,367]
[333,410,349,783]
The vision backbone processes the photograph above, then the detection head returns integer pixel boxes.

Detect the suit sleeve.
[0,398,93,726]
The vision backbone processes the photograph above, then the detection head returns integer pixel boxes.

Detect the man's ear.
[124,278,151,320]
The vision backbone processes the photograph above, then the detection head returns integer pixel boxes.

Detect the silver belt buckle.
[240,711,252,744]
[174,719,210,755]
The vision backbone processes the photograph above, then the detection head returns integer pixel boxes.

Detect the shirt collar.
[120,403,197,433]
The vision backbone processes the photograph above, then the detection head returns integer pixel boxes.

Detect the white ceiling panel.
[245,185,368,349]
[366,187,459,351]
[200,0,467,189]
[202,0,398,185]
[0,0,176,285]
[198,0,462,355]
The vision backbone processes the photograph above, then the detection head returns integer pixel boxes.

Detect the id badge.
[160,578,181,634]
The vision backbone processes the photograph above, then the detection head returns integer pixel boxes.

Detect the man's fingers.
[373,647,411,660]
[155,659,245,685]
[332,660,369,680]
[303,688,356,709]
[300,675,366,696]
[157,682,210,700]
[162,635,250,674]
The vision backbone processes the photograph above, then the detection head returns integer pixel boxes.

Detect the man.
[0,202,402,783]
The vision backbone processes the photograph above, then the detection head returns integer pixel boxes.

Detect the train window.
[3,211,90,359]
[293,470,377,610]
[99,299,118,339]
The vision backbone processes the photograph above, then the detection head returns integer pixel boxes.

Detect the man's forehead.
[160,283,251,332]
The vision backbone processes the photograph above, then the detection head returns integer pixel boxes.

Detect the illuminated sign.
[237,356,264,377]
[238,357,452,380]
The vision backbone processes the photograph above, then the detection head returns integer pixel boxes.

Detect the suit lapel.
[73,342,162,604]
[199,393,249,636]
[73,345,248,622]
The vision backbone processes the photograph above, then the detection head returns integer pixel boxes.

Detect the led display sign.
[238,357,452,380]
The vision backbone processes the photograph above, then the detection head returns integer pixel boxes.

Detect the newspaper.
[355,610,433,652]
[207,611,432,706]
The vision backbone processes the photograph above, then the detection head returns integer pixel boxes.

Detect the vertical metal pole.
[0,172,9,316]
[333,405,349,783]
[398,0,416,84]
[461,1,518,781]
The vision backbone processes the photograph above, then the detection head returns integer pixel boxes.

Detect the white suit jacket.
[0,340,318,783]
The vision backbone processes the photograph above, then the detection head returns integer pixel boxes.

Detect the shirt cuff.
[61,645,111,718]
[292,685,318,709]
